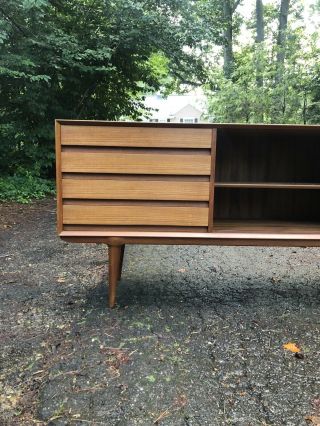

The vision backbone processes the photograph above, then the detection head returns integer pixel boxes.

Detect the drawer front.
[61,151,211,175]
[56,124,216,232]
[63,204,209,226]
[62,179,210,201]
[61,125,212,148]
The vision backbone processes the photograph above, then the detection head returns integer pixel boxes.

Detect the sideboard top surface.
[56,119,320,133]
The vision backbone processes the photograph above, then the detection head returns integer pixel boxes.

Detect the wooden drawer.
[56,123,217,232]
[62,179,210,201]
[61,150,211,175]
[63,204,209,226]
[61,125,212,148]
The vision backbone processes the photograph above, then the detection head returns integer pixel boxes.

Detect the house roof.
[144,93,206,120]
[174,104,202,117]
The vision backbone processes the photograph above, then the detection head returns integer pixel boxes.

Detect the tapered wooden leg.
[119,245,125,280]
[108,245,121,308]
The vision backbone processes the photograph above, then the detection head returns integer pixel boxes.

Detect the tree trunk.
[223,1,234,79]
[256,0,264,44]
[255,0,264,89]
[302,89,307,124]
[222,0,241,79]
[255,0,264,122]
[276,0,290,83]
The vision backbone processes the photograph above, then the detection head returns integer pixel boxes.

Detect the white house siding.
[172,104,202,123]
[143,93,208,123]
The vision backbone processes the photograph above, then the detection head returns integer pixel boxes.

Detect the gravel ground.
[0,199,320,426]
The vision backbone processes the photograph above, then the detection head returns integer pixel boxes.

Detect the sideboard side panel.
[208,128,217,232]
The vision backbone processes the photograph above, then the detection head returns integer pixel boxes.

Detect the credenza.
[55,121,320,307]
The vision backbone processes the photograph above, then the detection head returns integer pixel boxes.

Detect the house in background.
[142,92,208,123]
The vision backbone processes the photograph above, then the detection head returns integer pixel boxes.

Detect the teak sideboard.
[55,120,320,307]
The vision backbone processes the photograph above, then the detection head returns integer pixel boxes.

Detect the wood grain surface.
[62,179,210,201]
[63,204,209,226]
[61,151,211,175]
[61,125,212,148]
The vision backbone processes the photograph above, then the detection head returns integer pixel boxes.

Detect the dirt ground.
[0,198,319,426]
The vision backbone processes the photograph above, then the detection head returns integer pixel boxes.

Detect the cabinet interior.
[212,127,320,234]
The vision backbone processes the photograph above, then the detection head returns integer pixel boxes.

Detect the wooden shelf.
[215,182,320,190]
[213,220,320,234]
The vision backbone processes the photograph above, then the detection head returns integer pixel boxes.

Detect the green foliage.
[206,8,320,124]
[0,173,55,203]
[0,0,209,178]
[2,0,320,192]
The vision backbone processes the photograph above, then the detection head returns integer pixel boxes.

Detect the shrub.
[0,173,55,203]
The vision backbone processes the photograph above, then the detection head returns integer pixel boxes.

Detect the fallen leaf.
[305,415,320,425]
[283,342,301,353]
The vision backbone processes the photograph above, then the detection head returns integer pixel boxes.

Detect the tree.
[255,0,264,86]
[190,0,242,79]
[205,0,320,124]
[223,0,242,78]
[256,0,265,44]
[275,0,290,83]
[0,0,209,176]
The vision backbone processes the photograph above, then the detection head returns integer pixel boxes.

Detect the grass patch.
[0,174,55,203]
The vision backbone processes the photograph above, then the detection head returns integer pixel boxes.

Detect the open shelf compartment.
[212,126,320,235]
